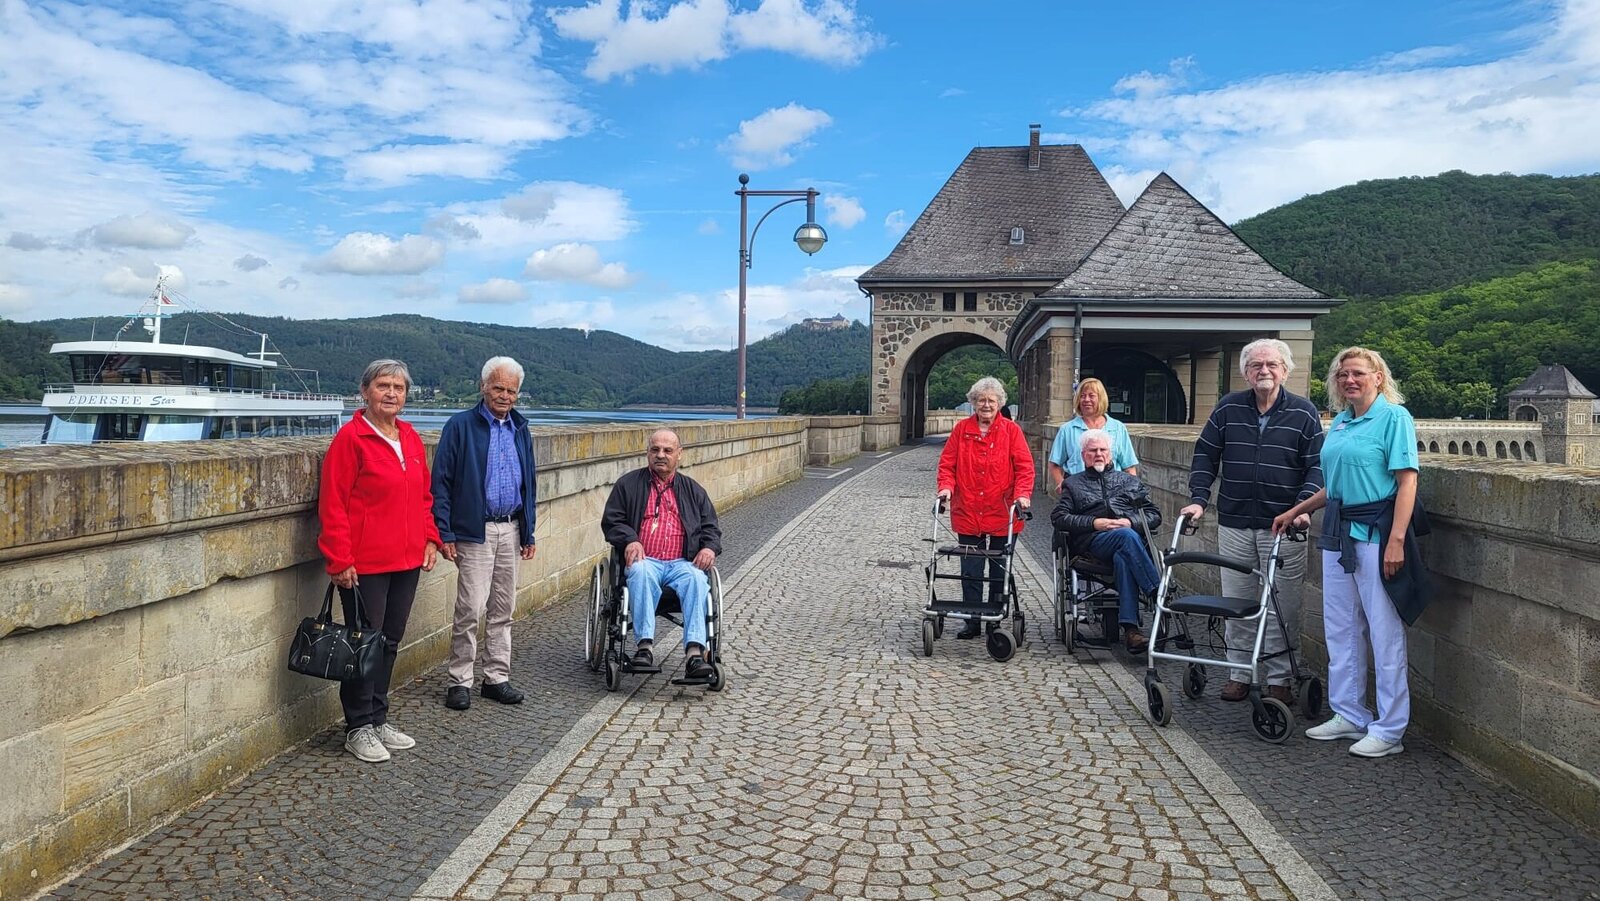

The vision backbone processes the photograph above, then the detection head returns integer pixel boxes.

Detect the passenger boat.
[41,279,346,444]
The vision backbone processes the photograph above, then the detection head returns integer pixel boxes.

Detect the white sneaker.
[375,723,416,751]
[1305,714,1366,741]
[345,725,391,762]
[1349,735,1404,758]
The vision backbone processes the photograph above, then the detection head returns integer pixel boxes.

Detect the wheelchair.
[583,546,726,692]
[1141,514,1324,743]
[921,497,1031,662]
[1051,509,1193,655]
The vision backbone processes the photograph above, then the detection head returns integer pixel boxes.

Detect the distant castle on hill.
[798,314,851,331]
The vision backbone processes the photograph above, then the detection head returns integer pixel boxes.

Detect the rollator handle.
[935,496,948,515]
[1176,512,1198,535]
[1011,500,1032,521]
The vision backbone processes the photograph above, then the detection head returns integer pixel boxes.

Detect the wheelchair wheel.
[985,628,1016,662]
[707,567,725,663]
[584,562,607,672]
[1146,680,1172,726]
[933,614,945,639]
[1052,558,1067,643]
[707,661,726,692]
[1252,697,1293,743]
[1182,663,1207,699]
[604,656,622,692]
[1297,676,1325,719]
[921,618,935,657]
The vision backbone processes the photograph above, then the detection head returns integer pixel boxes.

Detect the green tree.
[1456,382,1497,420]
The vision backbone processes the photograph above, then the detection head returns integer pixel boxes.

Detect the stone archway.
[873,310,1018,443]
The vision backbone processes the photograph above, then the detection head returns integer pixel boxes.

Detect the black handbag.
[287,584,385,682]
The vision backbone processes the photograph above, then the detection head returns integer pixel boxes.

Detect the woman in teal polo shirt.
[1047,378,1138,492]
[1273,346,1419,759]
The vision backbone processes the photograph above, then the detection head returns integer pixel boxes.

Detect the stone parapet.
[0,417,806,899]
[1127,425,1600,832]
[923,410,963,435]
[805,416,863,466]
[862,415,900,452]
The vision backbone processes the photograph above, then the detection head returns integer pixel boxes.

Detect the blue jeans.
[627,557,709,650]
[1085,528,1160,627]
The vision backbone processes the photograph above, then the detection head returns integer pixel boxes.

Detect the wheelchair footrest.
[671,674,713,686]
[621,661,662,675]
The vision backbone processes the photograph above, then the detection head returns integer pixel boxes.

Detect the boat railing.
[44,383,349,402]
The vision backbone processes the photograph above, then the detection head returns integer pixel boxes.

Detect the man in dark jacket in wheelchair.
[1051,429,1163,653]
[601,428,722,680]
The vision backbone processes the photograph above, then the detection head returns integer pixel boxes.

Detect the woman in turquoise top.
[1047,378,1138,492]
[1273,347,1418,759]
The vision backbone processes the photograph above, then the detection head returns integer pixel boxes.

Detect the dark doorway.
[1081,346,1187,424]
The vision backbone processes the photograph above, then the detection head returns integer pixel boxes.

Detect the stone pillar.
[1191,348,1224,425]
[1279,330,1315,399]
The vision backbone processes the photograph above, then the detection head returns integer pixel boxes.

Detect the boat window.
[183,358,201,386]
[46,413,98,444]
[102,413,145,440]
[238,368,263,391]
[144,415,205,442]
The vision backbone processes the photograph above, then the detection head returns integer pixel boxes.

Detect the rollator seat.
[1168,594,1260,618]
[937,545,1009,558]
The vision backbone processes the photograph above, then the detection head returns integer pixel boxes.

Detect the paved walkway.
[41,444,1600,900]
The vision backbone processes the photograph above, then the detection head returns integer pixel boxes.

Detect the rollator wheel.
[933,614,945,639]
[985,628,1016,662]
[707,661,726,692]
[604,657,622,692]
[1297,677,1325,719]
[1146,681,1172,726]
[921,619,935,657]
[1182,663,1207,699]
[1252,697,1293,743]
[1011,610,1026,647]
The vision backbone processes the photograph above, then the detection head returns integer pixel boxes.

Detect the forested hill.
[7,313,867,407]
[1233,170,1600,298]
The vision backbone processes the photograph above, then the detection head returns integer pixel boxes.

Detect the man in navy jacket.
[1180,339,1322,707]
[433,357,538,711]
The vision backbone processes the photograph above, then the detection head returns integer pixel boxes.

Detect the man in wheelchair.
[601,428,722,681]
[1051,429,1163,653]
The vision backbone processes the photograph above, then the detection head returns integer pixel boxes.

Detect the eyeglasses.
[1335,369,1374,381]
[1246,361,1285,372]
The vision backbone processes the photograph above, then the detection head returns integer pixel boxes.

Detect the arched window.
[1510,442,1522,460]
[1448,441,1459,454]
[1496,441,1507,458]
[1514,405,1539,422]
[1429,441,1440,453]
[1526,442,1538,461]
[1477,441,1487,456]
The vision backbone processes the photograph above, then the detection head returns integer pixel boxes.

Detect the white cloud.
[523,243,636,288]
[528,297,617,331]
[1070,3,1600,219]
[89,214,195,249]
[6,233,50,251]
[459,277,528,304]
[306,233,446,275]
[549,0,730,81]
[395,279,439,299]
[823,194,864,229]
[446,182,635,252]
[0,281,29,315]
[883,209,907,236]
[636,264,867,350]
[426,214,482,241]
[722,103,832,169]
[728,0,881,65]
[550,0,879,81]
[234,254,269,272]
[101,263,185,297]
[344,143,511,187]
[697,218,720,235]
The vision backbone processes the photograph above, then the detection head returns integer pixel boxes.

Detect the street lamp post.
[736,173,827,418]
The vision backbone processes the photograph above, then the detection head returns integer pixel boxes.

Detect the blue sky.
[2,0,1598,351]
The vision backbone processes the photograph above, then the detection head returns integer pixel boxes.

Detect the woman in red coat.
[318,359,442,764]
[936,377,1036,638]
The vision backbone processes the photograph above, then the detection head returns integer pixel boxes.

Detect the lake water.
[0,404,766,449]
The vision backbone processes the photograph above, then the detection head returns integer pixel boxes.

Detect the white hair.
[967,376,1008,407]
[1078,428,1112,452]
[481,356,524,386]
[1239,338,1294,376]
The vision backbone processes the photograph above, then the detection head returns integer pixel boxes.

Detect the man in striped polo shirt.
[1180,339,1323,707]
[601,428,722,681]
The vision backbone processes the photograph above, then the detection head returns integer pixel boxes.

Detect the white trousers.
[1322,544,1410,742]
[1219,526,1306,685]
[448,520,521,687]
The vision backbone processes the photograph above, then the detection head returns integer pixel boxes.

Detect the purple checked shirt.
[479,405,524,517]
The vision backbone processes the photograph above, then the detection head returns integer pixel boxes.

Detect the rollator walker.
[1141,513,1324,742]
[921,497,1030,662]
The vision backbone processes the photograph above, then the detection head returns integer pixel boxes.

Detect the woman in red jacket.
[937,377,1035,638]
[318,359,442,764]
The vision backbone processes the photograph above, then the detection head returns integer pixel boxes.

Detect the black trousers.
[338,568,420,731]
[958,533,1009,607]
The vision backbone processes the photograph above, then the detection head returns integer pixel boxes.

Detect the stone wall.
[1128,425,1600,831]
[1414,419,1544,462]
[0,418,807,899]
[805,416,863,466]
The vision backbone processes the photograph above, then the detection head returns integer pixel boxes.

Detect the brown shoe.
[1265,684,1295,708]
[1122,626,1148,654]
[1220,680,1250,702]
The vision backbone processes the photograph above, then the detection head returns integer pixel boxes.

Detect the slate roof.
[1509,364,1597,399]
[1037,173,1326,300]
[857,144,1125,283]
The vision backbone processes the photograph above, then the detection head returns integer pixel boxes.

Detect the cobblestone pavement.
[40,443,1600,900]
[1016,453,1600,901]
[439,447,1320,901]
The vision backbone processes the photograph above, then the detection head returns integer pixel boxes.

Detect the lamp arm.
[745,196,808,269]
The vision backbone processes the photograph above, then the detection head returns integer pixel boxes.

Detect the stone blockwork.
[1129,425,1600,832]
[868,289,1024,424]
[0,418,807,900]
[804,416,864,466]
[1416,420,1544,462]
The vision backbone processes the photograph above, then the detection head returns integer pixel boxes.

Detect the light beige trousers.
[449,520,520,687]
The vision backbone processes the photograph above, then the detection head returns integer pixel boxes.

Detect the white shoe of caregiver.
[1348,734,1405,758]
[1304,714,1366,741]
